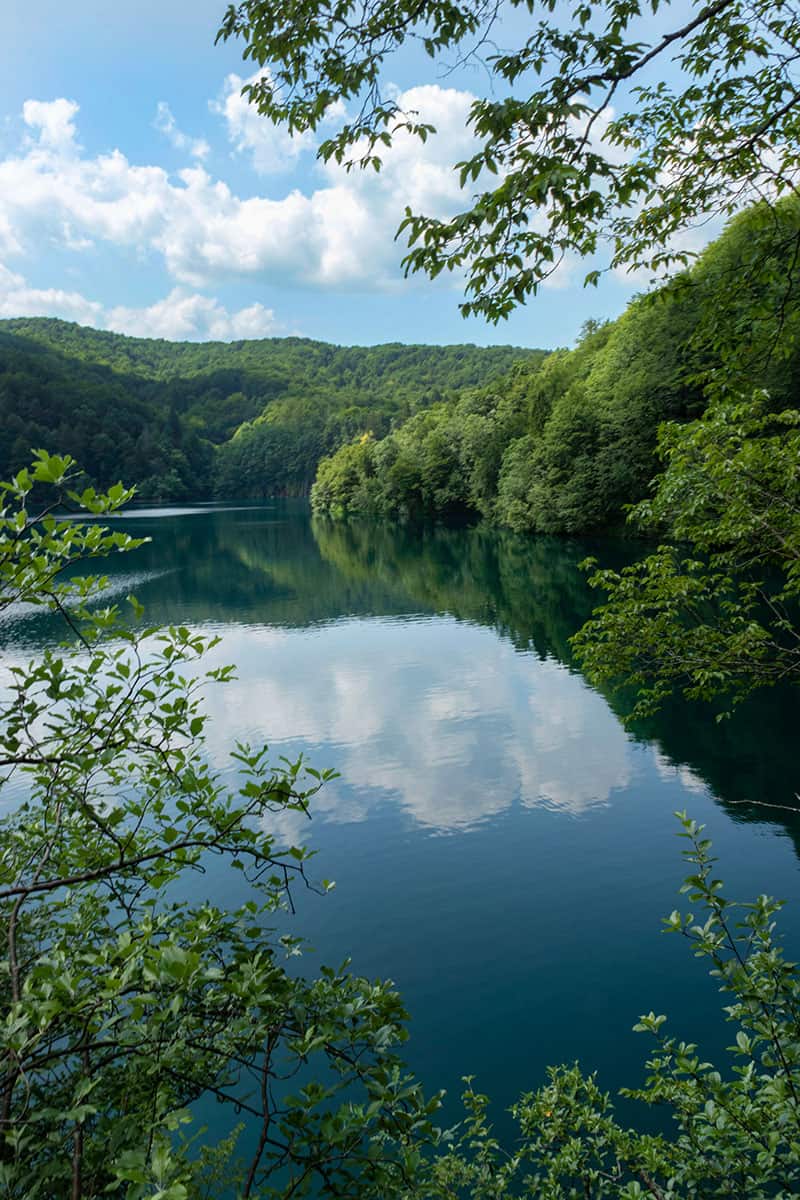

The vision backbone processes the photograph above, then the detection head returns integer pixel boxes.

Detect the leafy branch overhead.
[219,0,800,319]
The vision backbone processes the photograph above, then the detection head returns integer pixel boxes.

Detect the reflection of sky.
[652,748,707,796]
[198,614,636,840]
[0,606,715,836]
[0,569,172,646]
[98,505,264,520]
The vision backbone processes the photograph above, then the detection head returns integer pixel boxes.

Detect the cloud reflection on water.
[200,614,635,839]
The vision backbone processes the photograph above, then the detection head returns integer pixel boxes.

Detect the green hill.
[0,318,546,500]
[312,201,800,533]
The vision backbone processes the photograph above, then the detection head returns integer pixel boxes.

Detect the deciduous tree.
[218,0,800,320]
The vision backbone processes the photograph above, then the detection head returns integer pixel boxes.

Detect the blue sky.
[0,0,655,349]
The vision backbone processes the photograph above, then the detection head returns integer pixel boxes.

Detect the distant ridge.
[0,317,547,501]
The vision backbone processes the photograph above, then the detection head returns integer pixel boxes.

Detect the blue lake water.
[4,500,800,1144]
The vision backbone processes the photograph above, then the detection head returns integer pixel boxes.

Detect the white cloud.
[0,89,481,293]
[154,102,210,161]
[106,288,279,340]
[0,263,102,324]
[0,213,23,257]
[0,264,281,340]
[325,84,476,217]
[211,71,316,175]
[22,98,80,154]
[1,89,734,310]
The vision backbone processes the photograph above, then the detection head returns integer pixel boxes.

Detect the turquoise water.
[4,500,800,1142]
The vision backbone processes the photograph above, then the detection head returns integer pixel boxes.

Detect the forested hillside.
[6,202,800,525]
[312,201,800,533]
[0,319,543,499]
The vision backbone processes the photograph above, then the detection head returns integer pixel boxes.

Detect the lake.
[4,499,800,1143]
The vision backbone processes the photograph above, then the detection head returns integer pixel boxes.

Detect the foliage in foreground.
[0,453,438,1198]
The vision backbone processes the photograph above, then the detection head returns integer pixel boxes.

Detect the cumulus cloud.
[326,84,477,218]
[210,71,316,174]
[106,288,279,340]
[1,89,730,310]
[0,263,102,323]
[0,89,481,293]
[22,98,80,154]
[0,263,280,340]
[153,102,210,160]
